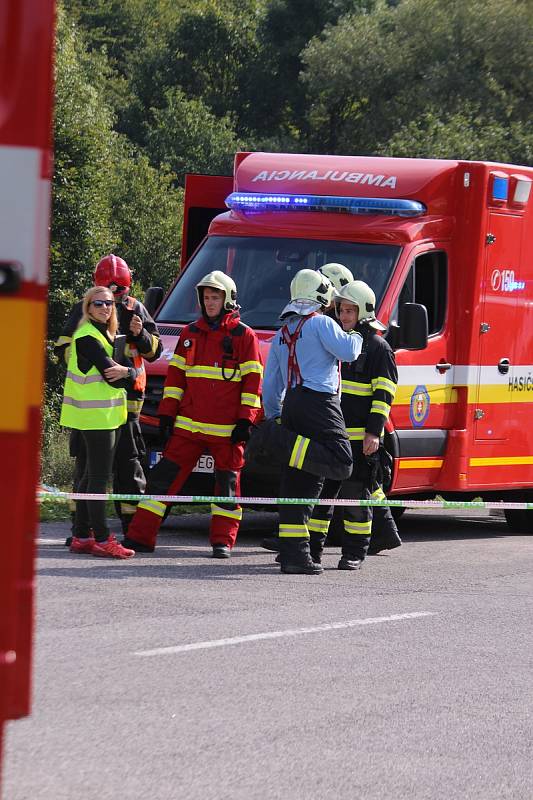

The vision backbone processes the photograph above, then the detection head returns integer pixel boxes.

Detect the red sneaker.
[92,535,135,559]
[70,535,96,554]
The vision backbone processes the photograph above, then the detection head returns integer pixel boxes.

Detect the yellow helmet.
[290,269,334,307]
[196,270,237,311]
[335,280,386,330]
[319,263,353,292]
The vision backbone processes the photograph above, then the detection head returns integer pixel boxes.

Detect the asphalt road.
[3,509,533,800]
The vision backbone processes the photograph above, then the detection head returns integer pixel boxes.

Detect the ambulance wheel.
[391,506,405,522]
[504,509,533,534]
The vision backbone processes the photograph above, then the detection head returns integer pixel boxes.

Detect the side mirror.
[398,302,428,350]
[144,286,164,317]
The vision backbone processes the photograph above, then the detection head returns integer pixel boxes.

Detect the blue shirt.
[263,313,363,418]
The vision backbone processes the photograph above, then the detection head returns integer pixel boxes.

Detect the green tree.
[49,4,186,399]
[247,0,376,140]
[110,145,183,290]
[382,108,533,164]
[301,0,533,161]
[51,5,118,342]
[144,88,241,183]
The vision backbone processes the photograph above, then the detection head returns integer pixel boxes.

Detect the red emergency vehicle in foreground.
[0,0,55,790]
[142,152,533,534]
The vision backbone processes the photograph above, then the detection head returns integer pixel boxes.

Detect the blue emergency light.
[491,175,509,202]
[225,192,427,217]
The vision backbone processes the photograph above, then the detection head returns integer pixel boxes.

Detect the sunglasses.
[91,299,114,308]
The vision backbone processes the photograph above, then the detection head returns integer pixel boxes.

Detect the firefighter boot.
[367,505,402,555]
[309,531,327,564]
[279,537,323,575]
[338,539,367,570]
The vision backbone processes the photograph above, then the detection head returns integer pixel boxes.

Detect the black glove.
[159,415,174,448]
[231,418,252,444]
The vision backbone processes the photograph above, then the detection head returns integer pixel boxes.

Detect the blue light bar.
[225,192,426,217]
[492,176,509,202]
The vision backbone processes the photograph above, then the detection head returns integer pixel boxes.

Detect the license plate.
[149,451,215,473]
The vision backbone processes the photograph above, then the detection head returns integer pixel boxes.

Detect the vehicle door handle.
[436,361,452,373]
[498,358,510,375]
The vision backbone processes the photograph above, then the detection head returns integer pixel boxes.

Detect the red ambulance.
[141,152,533,534]
[0,0,55,787]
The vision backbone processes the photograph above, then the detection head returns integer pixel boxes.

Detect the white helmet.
[196,270,237,311]
[335,280,386,331]
[290,269,334,307]
[319,263,353,292]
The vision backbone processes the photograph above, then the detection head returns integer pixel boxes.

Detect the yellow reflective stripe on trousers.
[241,392,261,408]
[370,400,391,417]
[170,354,186,370]
[175,415,234,437]
[211,504,243,521]
[279,523,309,539]
[240,360,263,377]
[163,386,184,402]
[344,519,372,535]
[185,365,241,382]
[127,399,143,414]
[341,380,372,396]
[289,435,310,469]
[371,376,397,397]
[308,518,330,534]
[120,502,138,515]
[138,499,167,517]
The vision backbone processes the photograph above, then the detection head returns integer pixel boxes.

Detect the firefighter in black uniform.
[306,279,400,568]
[260,263,402,560]
[54,254,162,539]
[262,269,363,574]
[319,263,402,557]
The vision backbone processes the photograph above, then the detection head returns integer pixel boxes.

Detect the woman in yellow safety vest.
[60,286,136,558]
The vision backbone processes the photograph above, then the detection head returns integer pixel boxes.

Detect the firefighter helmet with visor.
[335,280,386,331]
[196,270,237,311]
[319,263,354,292]
[290,269,334,307]
[94,254,131,297]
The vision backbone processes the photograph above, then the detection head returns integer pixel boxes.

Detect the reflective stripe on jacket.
[60,321,127,431]
[158,311,263,441]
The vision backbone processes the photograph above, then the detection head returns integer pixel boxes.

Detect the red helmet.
[93,254,131,297]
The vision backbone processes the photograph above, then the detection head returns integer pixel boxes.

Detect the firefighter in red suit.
[123,271,263,557]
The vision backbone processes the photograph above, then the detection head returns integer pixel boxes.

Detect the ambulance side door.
[474,213,521,442]
[388,247,451,488]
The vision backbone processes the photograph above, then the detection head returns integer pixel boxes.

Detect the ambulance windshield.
[158,236,400,329]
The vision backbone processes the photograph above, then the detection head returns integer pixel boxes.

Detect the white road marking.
[134,611,436,657]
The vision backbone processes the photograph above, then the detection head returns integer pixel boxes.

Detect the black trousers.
[309,443,378,559]
[74,429,118,541]
[278,386,350,560]
[113,415,147,530]
[70,416,146,534]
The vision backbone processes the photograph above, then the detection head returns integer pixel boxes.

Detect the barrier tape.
[37,489,533,511]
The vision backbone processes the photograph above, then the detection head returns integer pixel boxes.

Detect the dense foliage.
[50,0,533,363]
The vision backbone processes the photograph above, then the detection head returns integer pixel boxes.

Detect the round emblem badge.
[410,384,430,428]
[183,339,192,348]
